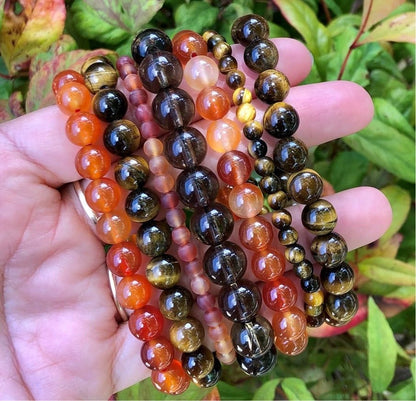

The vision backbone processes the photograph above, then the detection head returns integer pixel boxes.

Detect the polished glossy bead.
[275,332,308,356]
[203,241,247,285]
[236,344,277,376]
[251,248,285,281]
[125,188,160,223]
[218,280,262,322]
[267,190,288,210]
[273,137,308,172]
[65,111,103,146]
[239,216,273,251]
[288,169,323,205]
[285,244,306,264]
[255,69,290,104]
[217,150,252,186]
[183,55,219,91]
[272,306,306,340]
[181,345,214,379]
[206,33,226,51]
[306,313,325,328]
[254,156,274,176]
[248,139,268,159]
[244,39,278,73]
[75,145,111,179]
[259,174,280,194]
[85,178,121,213]
[93,89,128,122]
[190,273,210,295]
[233,87,252,106]
[196,86,230,121]
[172,30,208,64]
[136,220,172,257]
[129,305,164,341]
[81,56,113,76]
[311,232,348,268]
[141,336,174,370]
[123,73,142,91]
[131,28,172,65]
[301,275,320,293]
[302,199,337,236]
[56,82,92,115]
[213,41,232,59]
[304,303,324,317]
[236,103,256,123]
[271,209,292,230]
[169,317,204,352]
[304,289,324,306]
[190,203,234,245]
[321,263,354,295]
[229,183,264,218]
[116,274,152,310]
[176,166,219,208]
[243,120,263,140]
[231,316,274,358]
[218,55,238,74]
[164,127,206,170]
[151,359,190,395]
[52,70,84,95]
[206,118,241,153]
[114,156,150,190]
[152,88,195,130]
[231,14,270,46]
[193,355,221,388]
[146,254,181,289]
[159,285,193,321]
[139,51,183,93]
[84,62,118,93]
[325,291,358,324]
[226,69,246,90]
[263,276,297,311]
[106,241,142,277]
[96,211,132,244]
[293,260,313,279]
[103,119,141,156]
[264,102,299,138]
[278,227,298,246]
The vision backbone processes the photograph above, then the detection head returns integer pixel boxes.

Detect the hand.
[0,38,392,400]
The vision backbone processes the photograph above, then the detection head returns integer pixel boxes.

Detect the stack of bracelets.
[52,14,358,395]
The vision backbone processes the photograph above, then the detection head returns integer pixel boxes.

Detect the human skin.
[0,38,392,399]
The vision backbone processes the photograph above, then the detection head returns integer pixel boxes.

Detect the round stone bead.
[159,285,194,321]
[321,262,354,295]
[300,275,321,293]
[226,70,246,90]
[141,336,174,370]
[304,303,324,317]
[176,166,219,208]
[228,183,264,219]
[325,291,358,324]
[263,276,298,311]
[244,38,278,73]
[84,62,118,93]
[248,139,268,159]
[218,54,238,74]
[116,274,152,310]
[307,313,325,328]
[206,33,226,51]
[218,280,262,322]
[217,150,252,186]
[278,227,298,246]
[243,120,263,140]
[302,199,337,236]
[190,203,234,245]
[233,87,252,106]
[125,188,160,223]
[129,305,164,341]
[114,156,150,190]
[239,215,273,251]
[206,118,241,153]
[264,102,299,138]
[259,174,280,194]
[151,359,190,395]
[203,241,247,285]
[52,69,84,96]
[310,232,348,268]
[169,317,205,352]
[196,86,230,121]
[85,178,121,213]
[267,190,288,211]
[271,209,292,230]
[251,248,285,282]
[183,55,219,91]
[192,355,222,388]
[236,103,256,124]
[275,332,308,356]
[139,51,183,93]
[81,56,113,76]
[272,306,306,340]
[152,88,195,130]
[288,169,323,205]
[164,126,207,169]
[212,41,232,60]
[181,345,214,379]
[75,145,111,179]
[236,344,277,376]
[254,69,290,104]
[103,119,141,156]
[146,254,181,289]
[273,137,308,173]
[106,241,142,277]
[231,316,274,358]
[96,211,132,244]
[136,220,172,257]
[231,14,270,46]
[93,89,128,122]
[172,30,208,65]
[56,82,92,115]
[131,28,172,65]
[304,289,324,306]
[65,111,103,146]
[293,260,314,279]
[285,244,306,264]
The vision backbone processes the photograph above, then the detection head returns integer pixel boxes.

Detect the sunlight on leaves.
[361,0,406,31]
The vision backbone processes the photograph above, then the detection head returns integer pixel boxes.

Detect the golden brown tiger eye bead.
[81,55,113,75]
[244,38,278,73]
[301,275,320,293]
[285,244,305,264]
[304,289,324,306]
[267,190,288,210]
[84,62,118,93]
[307,314,325,328]
[181,345,214,379]
[125,188,160,223]
[226,69,246,89]
[193,355,221,388]
[146,254,181,289]
[236,103,256,124]
[302,199,337,236]
[213,41,232,59]
[248,139,268,159]
[293,260,313,279]
[288,169,324,205]
[169,316,204,352]
[115,156,150,190]
[278,227,298,246]
[259,174,280,194]
[243,120,263,140]
[321,263,354,295]
[159,285,194,321]
[254,69,290,104]
[310,232,348,268]
[254,157,275,177]
[325,291,358,324]
[231,14,270,46]
[103,119,141,157]
[273,137,308,173]
[264,102,299,139]
[136,220,172,257]
[218,54,238,74]
[93,88,128,122]
[271,209,292,230]
[233,87,252,106]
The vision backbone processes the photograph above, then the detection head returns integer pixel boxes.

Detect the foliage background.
[0,0,414,400]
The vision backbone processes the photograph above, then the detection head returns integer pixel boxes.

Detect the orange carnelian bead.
[75,145,111,179]
[217,150,252,186]
[206,118,241,153]
[228,183,263,218]
[272,306,306,340]
[275,332,308,356]
[151,359,190,395]
[263,276,297,311]
[251,248,286,281]
[196,86,230,121]
[65,111,103,146]
[172,30,208,65]
[56,82,92,115]
[52,70,84,95]
[183,55,219,91]
[106,241,142,277]
[85,178,121,213]
[129,305,164,341]
[239,215,273,250]
[141,336,174,370]
[116,274,152,310]
[96,210,132,244]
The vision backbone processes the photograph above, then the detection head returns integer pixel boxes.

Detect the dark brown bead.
[306,313,325,327]
[271,209,292,230]
[259,174,280,194]
[300,275,320,293]
[213,41,232,59]
[244,38,279,73]
[248,139,268,159]
[114,156,149,190]
[285,244,305,264]
[311,232,348,268]
[207,34,226,51]
[302,199,337,236]
[254,69,290,104]
[267,190,288,210]
[254,156,275,176]
[159,285,194,321]
[146,254,181,289]
[192,355,221,388]
[304,303,324,317]
[273,137,308,173]
[103,119,141,156]
[131,28,172,65]
[136,220,171,257]
[325,291,358,324]
[181,345,214,380]
[231,14,270,46]
[293,260,313,279]
[264,102,299,138]
[278,227,298,246]
[243,120,263,140]
[321,263,354,295]
[236,344,277,376]
[288,169,323,205]
[226,70,246,89]
[93,89,128,122]
[125,188,160,223]
[218,55,238,74]
[169,316,204,352]
[84,62,118,93]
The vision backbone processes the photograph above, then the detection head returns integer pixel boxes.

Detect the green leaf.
[390,380,416,400]
[367,297,398,392]
[0,0,4,32]
[218,381,254,400]
[323,0,344,17]
[174,2,218,34]
[359,279,415,300]
[252,378,281,400]
[380,186,411,243]
[361,0,407,31]
[281,378,314,400]
[327,14,362,37]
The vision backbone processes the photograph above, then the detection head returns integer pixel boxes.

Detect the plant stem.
[320,0,332,24]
